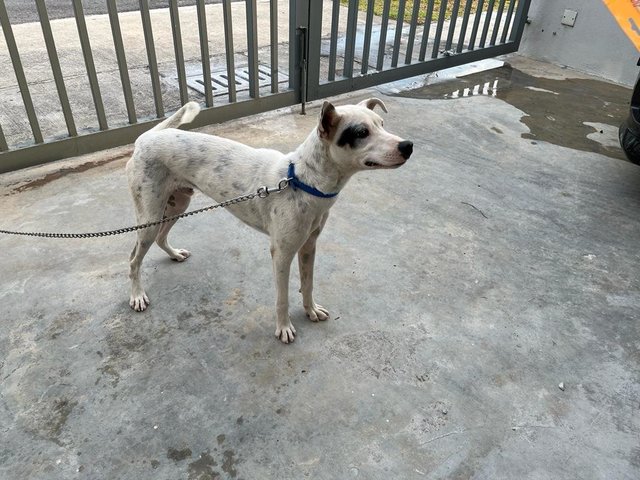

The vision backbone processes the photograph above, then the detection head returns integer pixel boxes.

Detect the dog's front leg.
[270,241,297,343]
[298,226,329,323]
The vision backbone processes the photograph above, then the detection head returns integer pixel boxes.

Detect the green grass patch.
[340,1,506,26]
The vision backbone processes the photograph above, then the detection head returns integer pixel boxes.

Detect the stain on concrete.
[47,398,77,444]
[4,153,131,196]
[221,450,239,478]
[224,288,244,306]
[187,451,219,480]
[406,401,451,440]
[329,326,433,386]
[395,64,631,161]
[167,447,193,462]
[44,310,85,341]
[179,307,221,334]
[96,364,120,387]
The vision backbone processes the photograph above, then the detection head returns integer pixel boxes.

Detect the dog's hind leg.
[156,187,194,261]
[126,172,167,312]
[129,224,161,311]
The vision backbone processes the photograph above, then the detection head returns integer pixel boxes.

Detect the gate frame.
[0,0,531,174]
[300,0,532,102]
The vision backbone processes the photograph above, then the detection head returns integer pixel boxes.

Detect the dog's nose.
[398,140,413,159]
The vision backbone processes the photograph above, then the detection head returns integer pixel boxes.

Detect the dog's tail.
[150,101,200,132]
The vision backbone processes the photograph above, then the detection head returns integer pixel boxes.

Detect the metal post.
[509,0,532,48]
[419,0,436,61]
[391,0,407,67]
[456,0,474,53]
[73,0,108,129]
[343,0,359,78]
[299,26,308,114]
[139,0,164,117]
[169,0,189,105]
[270,0,279,94]
[222,0,237,103]
[328,0,340,80]
[405,0,422,65]
[36,0,77,137]
[0,0,43,143]
[376,0,392,70]
[305,0,323,100]
[361,0,375,73]
[246,0,260,99]
[431,0,448,58]
[107,0,137,124]
[196,0,213,107]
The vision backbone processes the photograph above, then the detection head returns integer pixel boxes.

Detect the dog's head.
[317,98,413,171]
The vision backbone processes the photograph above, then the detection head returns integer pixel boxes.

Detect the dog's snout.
[398,140,413,159]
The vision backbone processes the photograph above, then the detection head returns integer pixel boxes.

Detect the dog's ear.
[358,98,388,113]
[318,101,341,140]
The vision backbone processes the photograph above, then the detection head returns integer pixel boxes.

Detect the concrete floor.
[1,57,640,479]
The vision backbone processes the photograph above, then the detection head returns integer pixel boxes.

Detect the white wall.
[519,0,639,86]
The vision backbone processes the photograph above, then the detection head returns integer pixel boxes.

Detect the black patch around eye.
[336,125,369,148]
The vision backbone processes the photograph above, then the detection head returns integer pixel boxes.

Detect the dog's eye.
[337,125,370,147]
[357,128,369,139]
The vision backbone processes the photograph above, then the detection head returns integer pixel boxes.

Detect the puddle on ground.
[395,64,632,161]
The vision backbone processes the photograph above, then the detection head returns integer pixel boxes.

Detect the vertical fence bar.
[246,0,259,98]
[169,0,189,105]
[419,0,436,61]
[106,0,137,124]
[73,0,108,129]
[445,0,461,51]
[468,0,485,50]
[391,0,406,67]
[270,0,279,93]
[361,0,375,74]
[328,0,340,81]
[501,0,516,43]
[376,0,391,71]
[306,0,323,100]
[509,0,531,47]
[139,0,165,116]
[222,0,237,103]
[36,0,77,137]
[0,1,43,143]
[343,0,359,78]
[490,0,506,45]
[404,0,421,65]
[431,0,448,58]
[479,0,495,48]
[456,0,474,53]
[196,0,213,107]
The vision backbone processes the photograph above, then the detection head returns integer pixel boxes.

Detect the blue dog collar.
[287,163,338,199]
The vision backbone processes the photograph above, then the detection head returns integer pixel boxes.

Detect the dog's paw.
[130,293,150,311]
[305,303,329,322]
[169,249,191,262]
[275,323,296,344]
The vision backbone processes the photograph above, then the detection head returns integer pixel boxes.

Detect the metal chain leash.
[0,178,291,240]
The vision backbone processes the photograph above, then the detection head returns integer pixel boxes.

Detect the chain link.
[0,178,290,239]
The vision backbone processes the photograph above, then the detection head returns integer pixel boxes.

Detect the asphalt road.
[4,0,235,24]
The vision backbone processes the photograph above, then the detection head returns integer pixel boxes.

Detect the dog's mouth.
[364,159,406,169]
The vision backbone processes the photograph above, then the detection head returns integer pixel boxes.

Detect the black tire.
[618,123,640,165]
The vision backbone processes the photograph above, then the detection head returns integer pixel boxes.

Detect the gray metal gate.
[295,0,531,102]
[0,0,530,174]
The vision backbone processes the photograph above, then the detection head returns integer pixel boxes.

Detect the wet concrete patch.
[395,64,631,161]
